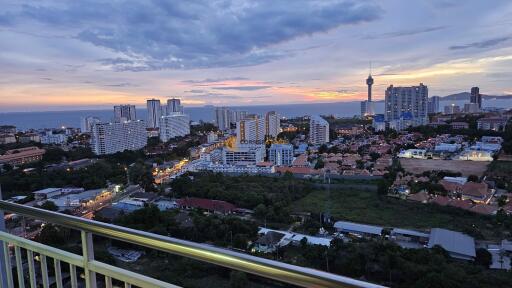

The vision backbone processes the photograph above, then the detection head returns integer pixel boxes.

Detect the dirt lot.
[399,158,489,177]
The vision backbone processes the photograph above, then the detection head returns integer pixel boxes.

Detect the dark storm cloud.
[9,0,382,70]
[182,77,250,84]
[364,26,447,39]
[212,86,272,91]
[449,36,512,50]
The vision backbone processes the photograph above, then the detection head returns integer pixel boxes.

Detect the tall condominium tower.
[427,96,440,114]
[160,114,190,142]
[114,105,136,122]
[236,111,280,144]
[80,116,100,133]
[166,98,184,114]
[91,120,147,155]
[146,99,162,128]
[309,115,329,145]
[385,83,428,123]
[215,107,231,130]
[470,87,482,109]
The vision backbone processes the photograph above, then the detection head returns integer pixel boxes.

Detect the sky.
[1,0,512,112]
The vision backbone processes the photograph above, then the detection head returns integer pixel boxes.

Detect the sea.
[1,99,511,131]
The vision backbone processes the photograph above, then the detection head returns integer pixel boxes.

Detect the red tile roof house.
[460,182,491,204]
[176,198,237,214]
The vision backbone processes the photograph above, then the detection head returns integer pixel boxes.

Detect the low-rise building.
[0,146,45,165]
[450,122,469,130]
[477,117,508,131]
[333,221,383,238]
[0,134,16,144]
[268,144,294,166]
[427,228,475,261]
[222,144,265,165]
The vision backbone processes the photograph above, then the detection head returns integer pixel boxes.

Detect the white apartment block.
[215,107,231,130]
[269,144,294,166]
[41,133,68,145]
[236,111,280,144]
[91,120,147,155]
[309,115,329,145]
[265,111,280,138]
[222,144,265,165]
[207,131,218,143]
[166,98,183,114]
[237,117,265,144]
[146,99,162,128]
[384,84,428,125]
[80,116,100,133]
[114,105,137,122]
[160,113,190,142]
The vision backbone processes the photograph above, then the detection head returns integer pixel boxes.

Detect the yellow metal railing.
[0,201,385,288]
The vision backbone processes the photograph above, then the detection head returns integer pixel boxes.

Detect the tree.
[318,144,328,154]
[37,201,59,211]
[314,158,325,169]
[497,195,508,207]
[475,248,492,268]
[129,162,155,191]
[253,204,267,221]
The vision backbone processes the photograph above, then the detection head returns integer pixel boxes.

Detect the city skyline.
[1,1,512,112]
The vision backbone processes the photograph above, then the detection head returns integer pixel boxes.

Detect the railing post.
[0,185,10,288]
[81,231,97,288]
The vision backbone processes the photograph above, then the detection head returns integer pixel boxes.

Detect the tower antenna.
[369,60,372,75]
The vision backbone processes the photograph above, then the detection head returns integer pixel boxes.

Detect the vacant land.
[289,185,509,240]
[400,158,489,176]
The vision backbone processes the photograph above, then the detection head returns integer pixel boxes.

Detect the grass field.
[399,158,489,176]
[289,185,509,240]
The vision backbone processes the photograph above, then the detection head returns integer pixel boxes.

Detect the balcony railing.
[0,200,385,288]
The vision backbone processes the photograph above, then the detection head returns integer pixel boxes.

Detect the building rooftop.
[333,221,383,235]
[427,228,475,259]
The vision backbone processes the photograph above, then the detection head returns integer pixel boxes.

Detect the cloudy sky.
[1,0,511,112]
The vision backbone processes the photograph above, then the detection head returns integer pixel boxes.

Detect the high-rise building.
[80,116,100,133]
[236,111,280,144]
[231,110,248,123]
[146,99,162,128]
[427,96,440,114]
[309,115,329,145]
[91,120,147,155]
[265,111,280,138]
[166,98,184,114]
[114,105,136,122]
[385,84,428,125]
[470,87,482,109]
[161,104,168,116]
[464,103,480,113]
[360,101,374,117]
[215,107,231,130]
[160,114,190,142]
[269,144,294,166]
[444,104,461,114]
[236,116,265,144]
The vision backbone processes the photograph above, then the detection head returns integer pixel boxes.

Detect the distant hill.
[437,92,512,101]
